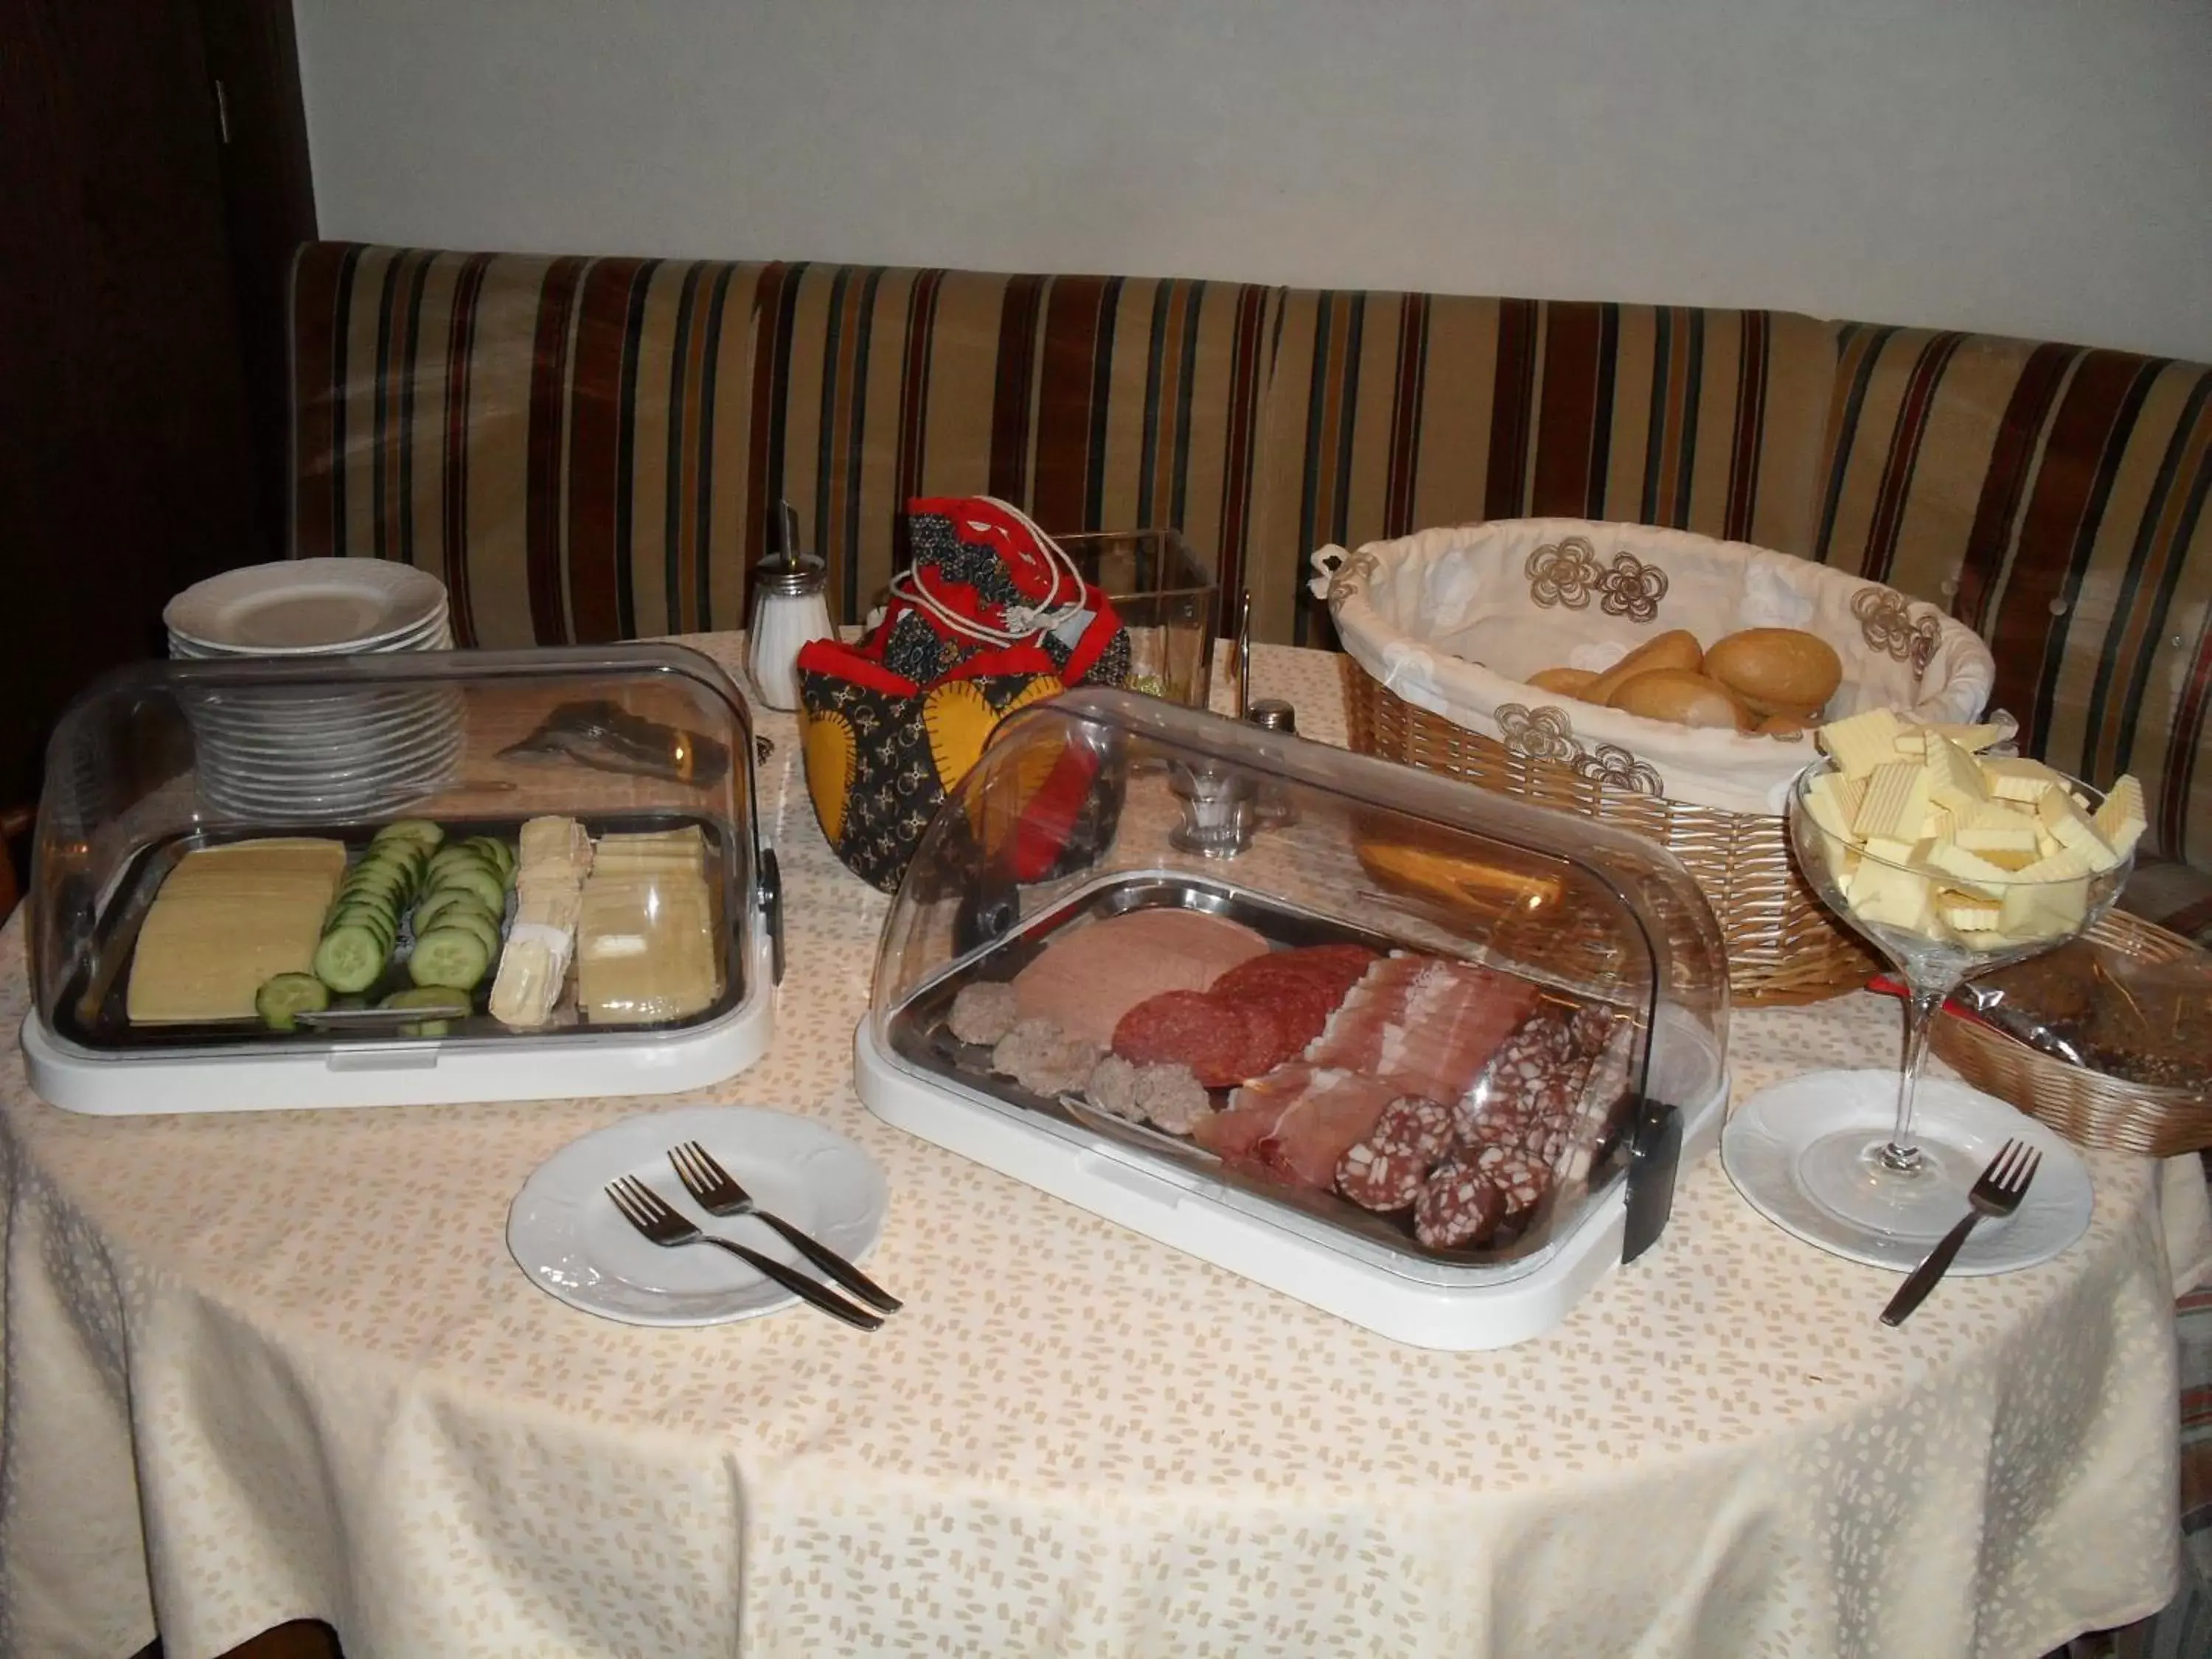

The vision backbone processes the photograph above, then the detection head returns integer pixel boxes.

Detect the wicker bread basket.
[1929,910,2212,1157]
[1324,519,2000,1005]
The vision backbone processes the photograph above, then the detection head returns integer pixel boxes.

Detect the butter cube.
[2093,774,2147,858]
[1980,756,2066,803]
[1854,760,1934,841]
[1924,734,1990,817]
[1850,860,1936,931]
[1965,797,2037,831]
[1818,708,1906,779]
[1938,889,2005,931]
[1924,839,2014,898]
[1954,823,2042,858]
[2037,787,2118,870]
[1997,846,2093,940]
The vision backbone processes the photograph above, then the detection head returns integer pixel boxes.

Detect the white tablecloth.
[0,638,2199,1659]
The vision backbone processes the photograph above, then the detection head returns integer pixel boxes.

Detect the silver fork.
[1880,1139,2042,1326]
[605,1175,883,1332]
[669,1141,902,1313]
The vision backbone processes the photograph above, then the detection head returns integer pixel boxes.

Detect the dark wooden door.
[0,0,312,812]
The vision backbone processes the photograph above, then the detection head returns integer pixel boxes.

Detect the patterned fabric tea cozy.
[797,496,1130,891]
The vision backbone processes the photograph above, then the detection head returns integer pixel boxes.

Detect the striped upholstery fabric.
[1251,294,1840,643]
[1812,327,2212,870]
[292,246,1279,646]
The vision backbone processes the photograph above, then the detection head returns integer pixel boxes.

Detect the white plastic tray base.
[22,933,776,1115]
[856,1018,1723,1351]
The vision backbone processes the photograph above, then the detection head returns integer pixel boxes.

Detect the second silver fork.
[669,1140,903,1313]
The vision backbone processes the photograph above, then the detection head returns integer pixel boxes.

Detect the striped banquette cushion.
[290,245,1277,647]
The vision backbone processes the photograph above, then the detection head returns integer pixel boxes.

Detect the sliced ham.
[1014,908,1269,1048]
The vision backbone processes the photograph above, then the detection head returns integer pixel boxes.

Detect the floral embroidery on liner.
[1525,537,1669,624]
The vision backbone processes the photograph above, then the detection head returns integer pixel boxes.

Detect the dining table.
[1,633,2205,1659]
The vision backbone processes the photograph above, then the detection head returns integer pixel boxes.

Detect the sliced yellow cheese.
[1854,760,1933,841]
[2093,774,2147,858]
[1817,707,1906,779]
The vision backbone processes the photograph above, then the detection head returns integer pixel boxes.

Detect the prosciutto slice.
[1304,954,1540,1105]
[1198,1066,1402,1189]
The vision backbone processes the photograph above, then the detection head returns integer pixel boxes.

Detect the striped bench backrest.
[290,245,1276,649]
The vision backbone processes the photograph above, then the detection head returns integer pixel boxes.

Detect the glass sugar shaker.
[745,501,835,712]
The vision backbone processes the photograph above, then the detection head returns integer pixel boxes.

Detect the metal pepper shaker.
[1245,698,1298,829]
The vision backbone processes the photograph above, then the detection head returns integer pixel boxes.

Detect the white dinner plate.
[168,617,451,659]
[507,1105,891,1327]
[165,559,448,654]
[1721,1068,2093,1273]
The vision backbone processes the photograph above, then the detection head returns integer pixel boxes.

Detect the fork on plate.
[604,1175,883,1332]
[1880,1138,2042,1326]
[668,1139,902,1313]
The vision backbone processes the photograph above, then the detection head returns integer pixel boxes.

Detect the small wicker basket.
[1929,910,2212,1157]
[1343,660,1877,1004]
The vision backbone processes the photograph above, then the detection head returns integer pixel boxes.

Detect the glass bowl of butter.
[1784,710,2144,1239]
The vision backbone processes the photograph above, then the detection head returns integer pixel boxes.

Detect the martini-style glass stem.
[1882,980,1952,1174]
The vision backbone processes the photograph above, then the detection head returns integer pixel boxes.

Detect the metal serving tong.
[498,700,735,785]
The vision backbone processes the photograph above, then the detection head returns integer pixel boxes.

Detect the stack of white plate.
[164,559,465,820]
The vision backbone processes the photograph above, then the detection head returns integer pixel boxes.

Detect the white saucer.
[165,559,449,655]
[1721,1068,2093,1273]
[507,1105,890,1327]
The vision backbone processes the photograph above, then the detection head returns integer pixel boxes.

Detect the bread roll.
[1581,630,1704,706]
[1526,666,1599,698]
[1704,628,1842,717]
[1607,669,1754,731]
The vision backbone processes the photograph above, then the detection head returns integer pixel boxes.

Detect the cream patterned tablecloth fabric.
[0,638,2199,1659]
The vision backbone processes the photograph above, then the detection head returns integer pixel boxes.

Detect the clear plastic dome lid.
[869,686,1729,1284]
[29,643,765,1063]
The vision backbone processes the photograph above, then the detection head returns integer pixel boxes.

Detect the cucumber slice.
[434,906,501,959]
[380,986,464,1038]
[255,972,330,1032]
[408,927,490,991]
[328,902,397,945]
[340,865,408,902]
[361,843,425,883]
[313,925,388,993]
[465,836,516,882]
[411,888,491,933]
[374,819,445,849]
[427,863,504,914]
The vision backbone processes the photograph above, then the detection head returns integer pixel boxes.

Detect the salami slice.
[1335,1141,1430,1212]
[1413,1162,1508,1248]
[1112,990,1248,1088]
[1366,1093,1456,1163]
[1209,967,1337,1054]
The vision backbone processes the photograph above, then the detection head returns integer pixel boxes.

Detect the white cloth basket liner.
[1320,518,1997,818]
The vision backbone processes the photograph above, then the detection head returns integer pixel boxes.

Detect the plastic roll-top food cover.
[863,686,1731,1301]
[24,643,776,1114]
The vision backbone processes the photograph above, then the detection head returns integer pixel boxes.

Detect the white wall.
[293,0,2212,363]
